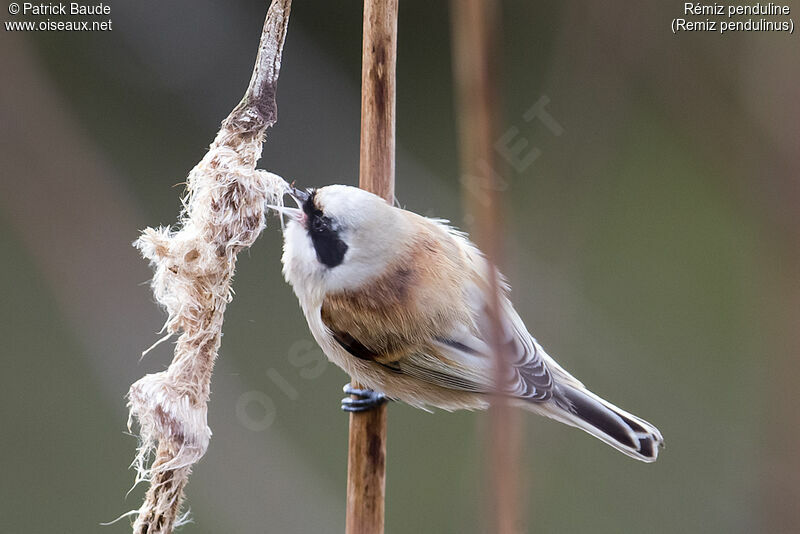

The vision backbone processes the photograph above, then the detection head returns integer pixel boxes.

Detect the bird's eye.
[310,213,327,233]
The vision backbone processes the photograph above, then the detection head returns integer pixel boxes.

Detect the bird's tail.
[535,384,664,462]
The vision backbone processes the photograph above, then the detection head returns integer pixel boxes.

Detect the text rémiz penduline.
[685,3,790,16]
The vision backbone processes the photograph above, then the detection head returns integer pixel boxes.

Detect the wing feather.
[401,295,555,401]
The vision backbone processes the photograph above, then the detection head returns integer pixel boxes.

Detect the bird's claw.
[341,383,388,412]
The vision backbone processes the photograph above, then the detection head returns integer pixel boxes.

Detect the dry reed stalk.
[345,1,398,533]
[126,1,292,532]
[451,1,525,533]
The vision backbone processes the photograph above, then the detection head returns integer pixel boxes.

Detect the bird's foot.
[341,383,388,412]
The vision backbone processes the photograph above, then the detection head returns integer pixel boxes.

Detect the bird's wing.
[395,288,555,402]
[323,269,556,402]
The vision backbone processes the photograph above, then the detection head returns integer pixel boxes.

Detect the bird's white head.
[278,184,409,301]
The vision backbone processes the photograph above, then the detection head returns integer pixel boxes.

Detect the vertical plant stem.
[451,1,525,533]
[346,1,398,533]
[358,0,398,201]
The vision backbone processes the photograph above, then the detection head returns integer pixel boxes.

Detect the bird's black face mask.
[301,190,348,268]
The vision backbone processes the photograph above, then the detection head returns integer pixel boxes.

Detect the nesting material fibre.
[125,1,293,532]
[129,129,288,530]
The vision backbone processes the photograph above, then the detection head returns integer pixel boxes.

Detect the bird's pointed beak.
[266,183,310,229]
[288,185,310,207]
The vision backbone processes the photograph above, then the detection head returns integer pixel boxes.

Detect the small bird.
[275,184,663,462]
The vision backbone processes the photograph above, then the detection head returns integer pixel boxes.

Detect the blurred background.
[2,1,799,532]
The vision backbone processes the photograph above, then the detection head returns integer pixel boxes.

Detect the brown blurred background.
[1,1,798,532]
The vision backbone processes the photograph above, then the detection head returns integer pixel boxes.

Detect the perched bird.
[274,184,663,462]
